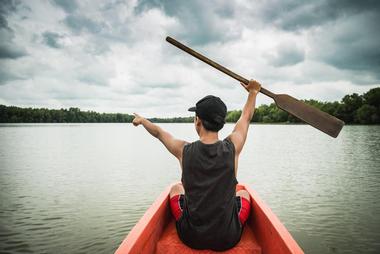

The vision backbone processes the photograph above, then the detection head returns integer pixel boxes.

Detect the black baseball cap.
[188,95,227,124]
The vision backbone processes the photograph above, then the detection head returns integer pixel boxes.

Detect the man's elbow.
[156,129,170,142]
[155,131,163,139]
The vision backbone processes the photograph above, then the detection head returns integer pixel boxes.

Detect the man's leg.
[170,183,185,198]
[236,190,251,225]
[236,190,250,201]
[170,183,185,221]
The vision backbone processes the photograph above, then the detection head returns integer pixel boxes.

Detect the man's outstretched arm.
[228,80,261,156]
[132,113,187,161]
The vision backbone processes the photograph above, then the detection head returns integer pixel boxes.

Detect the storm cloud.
[64,14,104,34]
[0,0,378,116]
[42,31,64,48]
[51,0,78,14]
[135,0,240,45]
[0,0,27,59]
[0,67,25,85]
[0,43,27,59]
[258,0,380,31]
[266,42,305,67]
[309,11,380,78]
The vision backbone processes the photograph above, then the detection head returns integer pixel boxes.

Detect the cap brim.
[188,106,196,112]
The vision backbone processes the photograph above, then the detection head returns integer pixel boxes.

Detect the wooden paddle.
[166,36,344,138]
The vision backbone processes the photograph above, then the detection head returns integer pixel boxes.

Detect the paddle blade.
[274,94,345,138]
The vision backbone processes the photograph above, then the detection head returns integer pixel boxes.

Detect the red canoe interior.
[115,183,304,254]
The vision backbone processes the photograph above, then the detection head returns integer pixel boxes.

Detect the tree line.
[0,106,134,123]
[0,87,379,124]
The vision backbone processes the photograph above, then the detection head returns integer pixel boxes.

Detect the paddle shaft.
[166,36,344,138]
[166,36,275,98]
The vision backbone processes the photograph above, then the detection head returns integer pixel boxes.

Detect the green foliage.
[355,105,379,124]
[0,88,379,124]
[226,110,242,123]
[363,88,380,108]
[0,106,134,123]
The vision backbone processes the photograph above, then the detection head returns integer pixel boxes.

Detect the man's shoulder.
[222,137,235,153]
[182,140,196,150]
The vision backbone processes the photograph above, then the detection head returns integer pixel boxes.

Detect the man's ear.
[195,117,202,127]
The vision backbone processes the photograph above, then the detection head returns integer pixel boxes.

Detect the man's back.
[176,138,242,251]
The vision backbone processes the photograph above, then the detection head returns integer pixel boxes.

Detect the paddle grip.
[166,36,275,98]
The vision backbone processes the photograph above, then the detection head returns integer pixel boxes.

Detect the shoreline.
[0,122,379,126]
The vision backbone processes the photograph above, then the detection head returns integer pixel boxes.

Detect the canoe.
[115,183,304,254]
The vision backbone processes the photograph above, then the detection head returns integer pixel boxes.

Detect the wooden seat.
[156,219,262,254]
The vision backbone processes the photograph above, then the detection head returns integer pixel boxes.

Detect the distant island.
[0,88,379,124]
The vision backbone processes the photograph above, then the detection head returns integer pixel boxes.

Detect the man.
[132,80,261,251]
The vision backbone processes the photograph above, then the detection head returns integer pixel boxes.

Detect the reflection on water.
[0,124,379,253]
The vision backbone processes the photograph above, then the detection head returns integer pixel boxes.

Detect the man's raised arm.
[228,80,261,156]
[132,113,187,161]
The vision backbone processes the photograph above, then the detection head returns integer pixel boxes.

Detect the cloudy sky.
[1,0,379,117]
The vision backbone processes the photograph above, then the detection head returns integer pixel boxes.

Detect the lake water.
[0,123,379,253]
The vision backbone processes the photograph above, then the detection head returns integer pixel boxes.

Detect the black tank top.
[176,138,242,251]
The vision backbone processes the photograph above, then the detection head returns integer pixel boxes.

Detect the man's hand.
[241,80,261,94]
[132,113,145,126]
